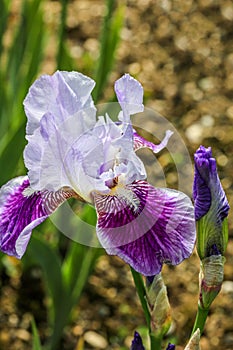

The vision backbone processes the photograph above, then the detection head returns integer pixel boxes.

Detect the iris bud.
[146,273,171,337]
[130,331,145,350]
[193,146,229,259]
[184,329,201,350]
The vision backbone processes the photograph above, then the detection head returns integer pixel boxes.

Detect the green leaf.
[26,235,64,321]
[0,0,47,185]
[0,0,11,55]
[70,245,101,303]
[93,0,124,102]
[31,317,42,350]
[0,123,26,186]
[56,0,74,70]
[222,217,229,253]
[6,0,43,89]
[130,267,151,328]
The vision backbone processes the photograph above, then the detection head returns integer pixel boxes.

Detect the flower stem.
[130,268,163,350]
[191,304,209,336]
[130,267,151,328]
[150,333,162,350]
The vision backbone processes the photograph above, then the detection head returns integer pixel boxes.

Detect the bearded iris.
[0,71,196,276]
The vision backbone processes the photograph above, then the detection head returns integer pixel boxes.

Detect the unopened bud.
[199,254,225,309]
[130,331,145,350]
[146,273,171,337]
[193,146,229,260]
[184,329,201,350]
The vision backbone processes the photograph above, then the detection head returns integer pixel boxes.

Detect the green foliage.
[93,0,124,102]
[31,317,43,350]
[27,233,101,350]
[0,0,45,185]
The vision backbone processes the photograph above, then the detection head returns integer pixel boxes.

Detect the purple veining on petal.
[114,74,144,120]
[133,130,173,153]
[193,145,229,221]
[94,180,196,276]
[0,177,74,258]
[130,331,145,350]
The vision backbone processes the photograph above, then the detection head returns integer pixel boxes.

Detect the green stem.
[130,267,150,328]
[150,333,162,350]
[191,304,209,336]
[130,268,163,350]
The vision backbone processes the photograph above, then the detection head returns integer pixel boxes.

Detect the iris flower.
[193,145,229,258]
[0,71,195,276]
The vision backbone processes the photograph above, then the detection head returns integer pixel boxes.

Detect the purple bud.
[146,275,155,285]
[193,146,230,258]
[166,343,176,350]
[193,146,229,221]
[130,331,145,350]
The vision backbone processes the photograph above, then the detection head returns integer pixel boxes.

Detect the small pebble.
[84,331,108,349]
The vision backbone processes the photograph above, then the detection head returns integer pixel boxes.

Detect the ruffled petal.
[24,113,105,196]
[0,177,75,258]
[24,70,96,135]
[23,71,97,193]
[114,74,144,120]
[94,180,196,276]
[133,130,173,153]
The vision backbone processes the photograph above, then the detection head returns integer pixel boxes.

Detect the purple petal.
[166,344,176,350]
[0,177,74,258]
[114,74,144,120]
[130,331,145,350]
[133,130,173,153]
[94,180,196,276]
[193,146,229,221]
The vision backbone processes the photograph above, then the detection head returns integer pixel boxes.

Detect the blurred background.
[0,0,233,349]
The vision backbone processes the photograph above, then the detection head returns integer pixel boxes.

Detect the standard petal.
[0,177,75,258]
[94,180,196,276]
[23,71,97,193]
[133,130,173,153]
[114,74,144,120]
[24,70,96,136]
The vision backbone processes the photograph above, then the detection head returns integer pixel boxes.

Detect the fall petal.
[94,180,196,276]
[0,176,74,258]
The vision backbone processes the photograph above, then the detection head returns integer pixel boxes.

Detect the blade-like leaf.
[0,0,12,55]
[31,317,42,350]
[0,123,26,186]
[26,235,64,322]
[93,0,124,102]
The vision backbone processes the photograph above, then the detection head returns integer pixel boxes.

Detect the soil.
[1,0,233,349]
